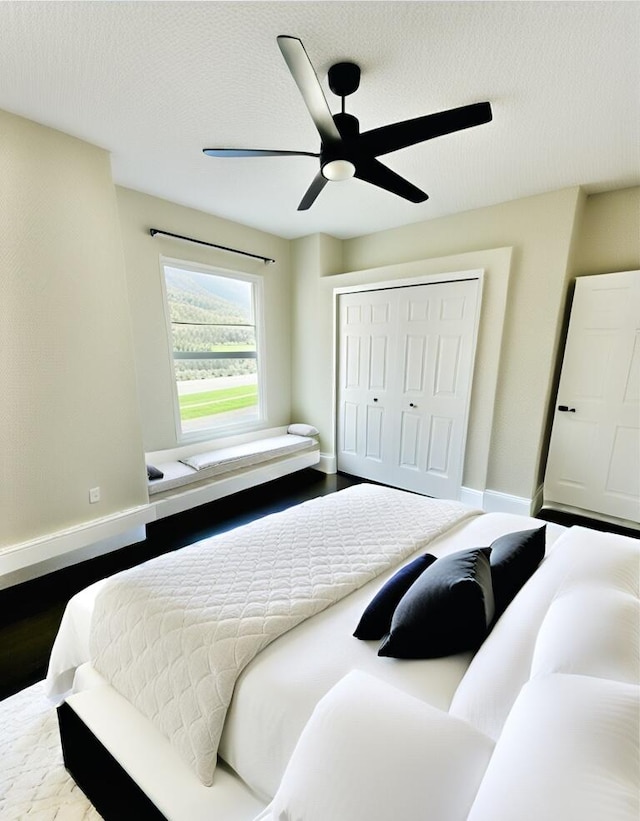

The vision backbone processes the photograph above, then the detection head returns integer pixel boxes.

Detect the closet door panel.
[398,410,422,469]
[400,280,478,498]
[426,416,453,474]
[337,289,399,483]
[341,401,359,455]
[365,404,385,461]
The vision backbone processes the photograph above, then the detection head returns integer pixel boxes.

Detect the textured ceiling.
[1,1,638,239]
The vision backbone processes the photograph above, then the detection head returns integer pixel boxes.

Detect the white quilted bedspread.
[90,484,476,786]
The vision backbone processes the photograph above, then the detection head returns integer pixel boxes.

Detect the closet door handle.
[409,403,417,408]
[558,405,576,412]
[373,397,378,402]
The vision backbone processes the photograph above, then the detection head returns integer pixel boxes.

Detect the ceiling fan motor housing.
[328,62,361,97]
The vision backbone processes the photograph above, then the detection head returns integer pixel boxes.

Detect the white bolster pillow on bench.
[179,434,314,471]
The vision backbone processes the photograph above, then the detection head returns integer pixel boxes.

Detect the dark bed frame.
[57,701,168,820]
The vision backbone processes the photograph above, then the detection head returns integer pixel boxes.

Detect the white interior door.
[544,270,640,523]
[337,288,399,486]
[337,278,480,498]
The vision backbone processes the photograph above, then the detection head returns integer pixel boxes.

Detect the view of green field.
[165,265,260,430]
[179,384,258,421]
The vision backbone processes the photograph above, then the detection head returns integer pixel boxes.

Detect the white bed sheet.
[46,578,108,702]
[46,511,566,804]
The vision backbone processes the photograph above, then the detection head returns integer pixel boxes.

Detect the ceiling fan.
[204,36,492,211]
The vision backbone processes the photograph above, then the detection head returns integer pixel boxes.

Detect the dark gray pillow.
[490,526,546,618]
[353,553,438,640]
[146,464,164,480]
[378,548,494,659]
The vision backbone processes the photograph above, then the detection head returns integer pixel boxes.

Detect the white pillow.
[531,586,639,684]
[287,423,319,436]
[467,674,640,821]
[268,670,494,821]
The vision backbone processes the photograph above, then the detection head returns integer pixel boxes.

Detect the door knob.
[558,405,576,412]
[409,403,417,408]
[373,397,378,402]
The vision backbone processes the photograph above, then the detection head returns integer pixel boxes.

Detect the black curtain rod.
[149,228,275,265]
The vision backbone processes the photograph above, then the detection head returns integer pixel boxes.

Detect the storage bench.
[146,428,320,519]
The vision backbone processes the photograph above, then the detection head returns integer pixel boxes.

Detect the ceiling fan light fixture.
[321,159,356,181]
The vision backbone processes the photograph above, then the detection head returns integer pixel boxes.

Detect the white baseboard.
[460,486,534,517]
[314,472,534,516]
[459,487,484,509]
[0,506,154,589]
[316,453,337,474]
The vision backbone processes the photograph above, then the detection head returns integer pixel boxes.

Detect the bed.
[46,483,639,821]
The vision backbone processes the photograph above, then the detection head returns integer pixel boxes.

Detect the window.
[161,259,263,439]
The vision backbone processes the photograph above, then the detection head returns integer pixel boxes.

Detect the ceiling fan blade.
[354,158,428,203]
[203,148,319,158]
[359,101,493,157]
[277,35,341,145]
[298,170,329,211]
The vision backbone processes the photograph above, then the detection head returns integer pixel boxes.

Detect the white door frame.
[333,269,484,499]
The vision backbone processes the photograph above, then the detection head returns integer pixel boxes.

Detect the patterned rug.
[0,682,100,820]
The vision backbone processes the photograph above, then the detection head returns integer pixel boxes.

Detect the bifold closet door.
[337,279,480,498]
[544,270,640,523]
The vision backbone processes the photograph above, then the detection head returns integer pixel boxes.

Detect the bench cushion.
[148,434,317,496]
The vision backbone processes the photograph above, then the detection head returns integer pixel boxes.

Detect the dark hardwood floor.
[1,470,637,701]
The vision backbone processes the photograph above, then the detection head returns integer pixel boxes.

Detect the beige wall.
[290,234,342,442]
[116,187,292,452]
[0,111,147,548]
[292,188,583,504]
[571,186,640,277]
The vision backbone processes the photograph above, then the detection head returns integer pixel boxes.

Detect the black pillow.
[354,553,438,640]
[490,526,546,618]
[378,548,494,659]
[147,464,164,480]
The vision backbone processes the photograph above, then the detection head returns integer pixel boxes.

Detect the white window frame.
[159,255,266,443]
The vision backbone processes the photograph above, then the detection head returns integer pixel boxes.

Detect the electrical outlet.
[89,487,101,504]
